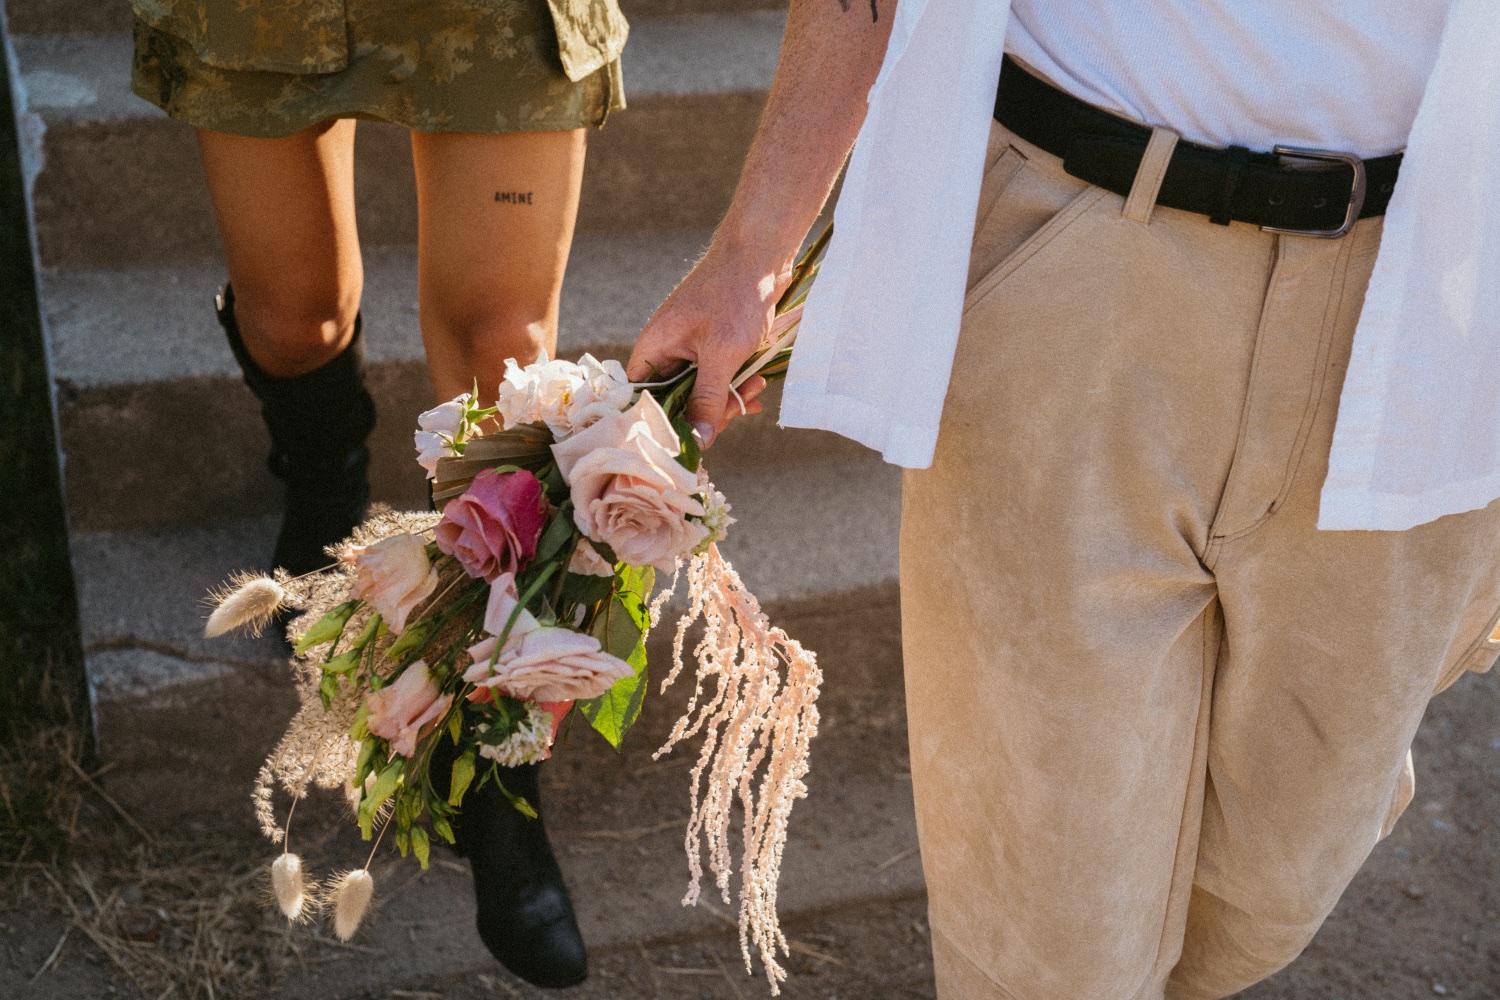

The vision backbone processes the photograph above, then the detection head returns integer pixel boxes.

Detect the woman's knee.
[429,296,556,361]
[234,283,362,375]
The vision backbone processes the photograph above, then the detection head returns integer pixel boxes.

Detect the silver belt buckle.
[1260,145,1367,239]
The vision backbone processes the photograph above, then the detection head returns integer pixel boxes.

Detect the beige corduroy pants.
[899,120,1500,1000]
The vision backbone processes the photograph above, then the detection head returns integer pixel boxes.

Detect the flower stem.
[364,810,394,868]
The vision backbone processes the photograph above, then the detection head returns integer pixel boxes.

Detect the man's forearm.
[716,0,896,268]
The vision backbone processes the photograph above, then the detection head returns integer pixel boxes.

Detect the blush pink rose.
[551,393,708,574]
[365,660,453,758]
[463,575,632,702]
[348,533,439,634]
[435,469,548,582]
[466,627,633,702]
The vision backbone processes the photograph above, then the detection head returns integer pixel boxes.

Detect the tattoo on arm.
[494,191,534,205]
[834,0,877,22]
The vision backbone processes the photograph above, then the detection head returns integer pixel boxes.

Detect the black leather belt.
[994,55,1401,238]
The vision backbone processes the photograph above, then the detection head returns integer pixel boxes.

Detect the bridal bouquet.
[203,229,830,989]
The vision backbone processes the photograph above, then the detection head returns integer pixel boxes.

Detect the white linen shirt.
[778,0,1500,532]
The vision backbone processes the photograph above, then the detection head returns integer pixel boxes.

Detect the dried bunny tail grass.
[327,869,375,941]
[270,853,314,921]
[204,572,284,637]
[654,544,822,993]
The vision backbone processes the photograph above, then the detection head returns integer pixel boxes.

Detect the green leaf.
[411,825,430,869]
[560,570,613,609]
[657,376,697,423]
[431,812,455,845]
[446,709,462,745]
[534,506,577,563]
[577,635,648,748]
[577,566,655,747]
[476,696,528,745]
[541,462,567,502]
[395,828,410,856]
[447,751,476,808]
[294,601,359,655]
[671,414,701,472]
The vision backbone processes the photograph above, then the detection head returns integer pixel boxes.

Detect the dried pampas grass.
[205,573,284,637]
[327,869,375,940]
[655,543,822,993]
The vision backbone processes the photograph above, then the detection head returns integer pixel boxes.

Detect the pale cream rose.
[565,355,633,434]
[495,351,633,439]
[349,533,439,634]
[497,352,584,433]
[551,393,708,573]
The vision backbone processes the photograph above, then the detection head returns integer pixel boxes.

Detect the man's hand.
[627,0,895,446]
[626,241,791,446]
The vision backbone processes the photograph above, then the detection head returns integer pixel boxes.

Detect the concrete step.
[47,233,871,533]
[61,456,910,999]
[75,454,900,705]
[4,0,787,38]
[14,12,785,267]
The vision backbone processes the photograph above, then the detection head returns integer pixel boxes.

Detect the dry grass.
[4,770,378,998]
[0,668,355,998]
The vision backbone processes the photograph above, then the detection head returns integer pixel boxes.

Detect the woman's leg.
[411,129,591,989]
[197,120,363,375]
[410,128,587,400]
[195,122,375,575]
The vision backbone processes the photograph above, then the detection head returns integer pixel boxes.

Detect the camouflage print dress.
[131,0,627,137]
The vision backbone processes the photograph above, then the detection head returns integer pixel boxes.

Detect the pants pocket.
[963,183,1107,315]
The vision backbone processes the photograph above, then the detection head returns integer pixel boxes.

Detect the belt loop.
[1122,126,1180,224]
[1212,145,1251,226]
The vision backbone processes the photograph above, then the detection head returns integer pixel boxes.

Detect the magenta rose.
[435,469,548,582]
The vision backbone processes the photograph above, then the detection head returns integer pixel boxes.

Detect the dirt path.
[5,590,1497,999]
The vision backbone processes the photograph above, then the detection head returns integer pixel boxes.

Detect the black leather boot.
[216,285,376,576]
[433,742,588,988]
